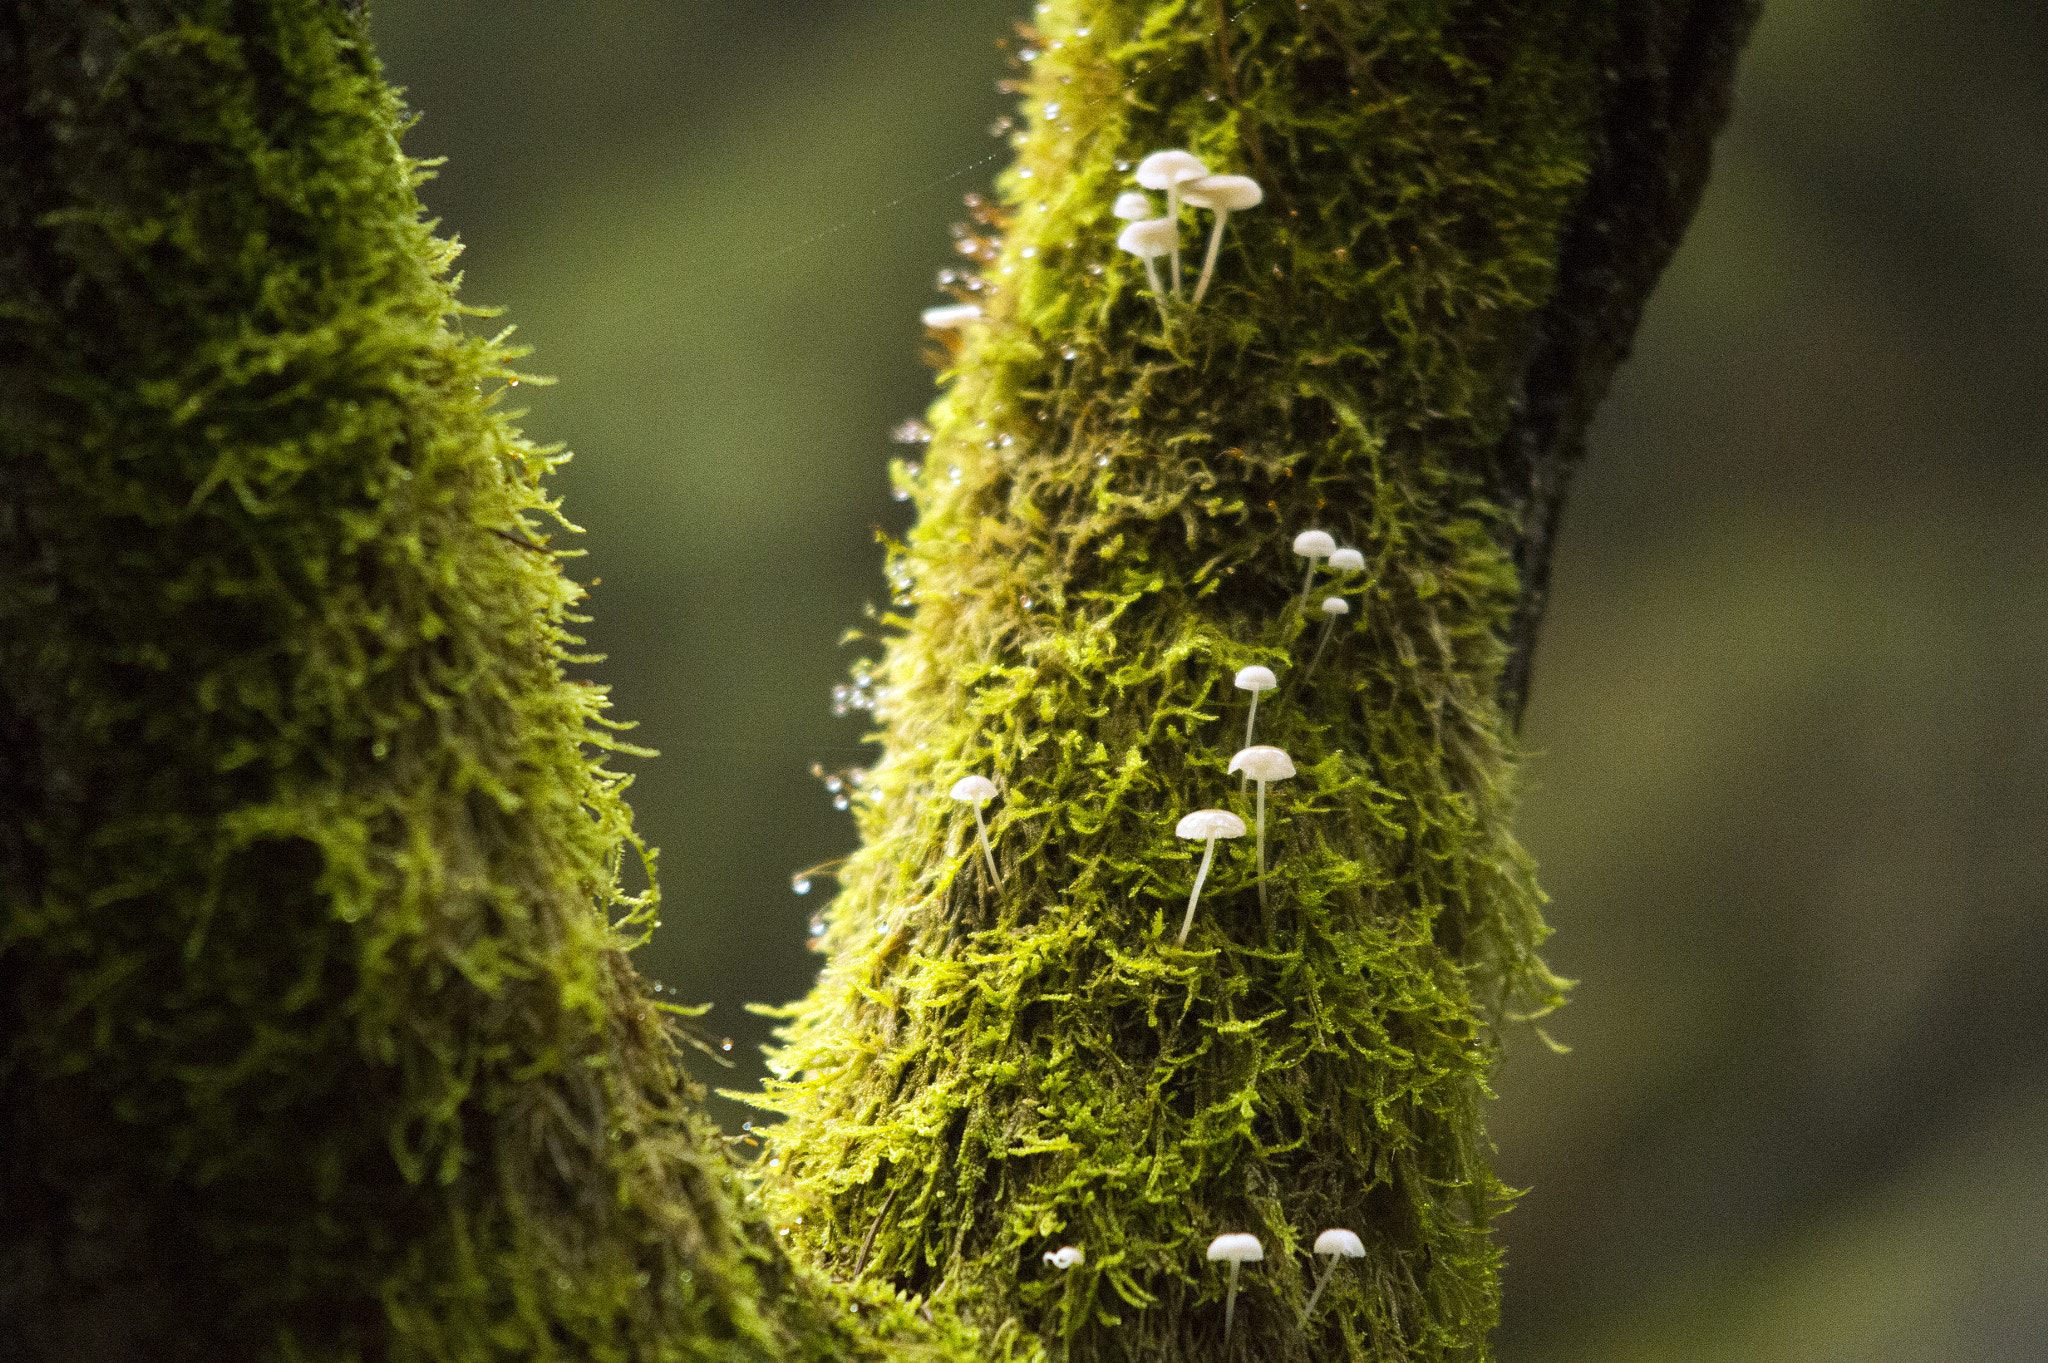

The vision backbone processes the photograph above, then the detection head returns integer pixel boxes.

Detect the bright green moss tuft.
[759,2,1600,1359]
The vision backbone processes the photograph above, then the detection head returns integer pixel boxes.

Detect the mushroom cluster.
[1115,150,1264,311]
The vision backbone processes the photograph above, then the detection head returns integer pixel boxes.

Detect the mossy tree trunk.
[759,2,1754,1361]
[0,1,1751,1361]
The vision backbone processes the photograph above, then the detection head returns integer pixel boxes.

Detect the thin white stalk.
[1142,256,1171,328]
[1223,1259,1242,1348]
[1167,182,1184,295]
[1254,781,1268,908]
[1240,693,1260,791]
[1299,1259,1337,1325]
[1190,209,1230,305]
[1304,614,1338,680]
[1298,559,1320,608]
[1177,836,1217,945]
[973,806,1001,886]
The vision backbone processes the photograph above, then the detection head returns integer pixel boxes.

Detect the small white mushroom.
[949,775,1002,886]
[1292,529,1336,606]
[1327,546,1364,575]
[1113,190,1154,220]
[1134,150,1208,293]
[1179,173,1263,305]
[1174,809,1246,945]
[1226,746,1296,908]
[1206,1232,1264,1349]
[921,303,983,330]
[1043,1245,1085,1269]
[1299,1227,1366,1324]
[1234,665,1278,752]
[1116,217,1178,326]
[1304,595,1351,680]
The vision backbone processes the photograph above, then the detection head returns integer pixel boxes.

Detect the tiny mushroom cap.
[950,775,998,804]
[1234,665,1277,693]
[1113,190,1153,220]
[1044,1246,1085,1269]
[1327,547,1365,573]
[1321,596,1350,616]
[1228,746,1297,783]
[1207,1233,1265,1263]
[1293,529,1336,559]
[1135,149,1209,189]
[1176,809,1247,841]
[1117,217,1178,259]
[1179,174,1264,211]
[921,303,982,329]
[1314,1228,1366,1258]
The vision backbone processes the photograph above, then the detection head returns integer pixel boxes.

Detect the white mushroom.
[1299,1227,1365,1324]
[1234,665,1278,753]
[1116,217,1178,326]
[949,775,1002,886]
[1134,150,1208,293]
[1304,595,1350,680]
[1206,1232,1264,1349]
[1043,1245,1085,1269]
[1327,546,1364,574]
[1113,190,1153,220]
[1292,529,1336,606]
[1179,173,1263,305]
[1226,746,1296,908]
[921,303,982,330]
[1174,809,1246,945]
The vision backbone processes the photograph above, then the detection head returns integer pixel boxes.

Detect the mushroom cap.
[1321,596,1350,616]
[1233,665,1277,693]
[1228,745,1297,782]
[921,303,982,330]
[1293,529,1336,558]
[1206,1232,1265,1262]
[949,775,998,804]
[1179,173,1264,211]
[1044,1245,1085,1269]
[1313,1228,1366,1258]
[1176,809,1247,841]
[1117,217,1179,259]
[1113,190,1153,220]
[1135,149,1209,190]
[1327,547,1365,573]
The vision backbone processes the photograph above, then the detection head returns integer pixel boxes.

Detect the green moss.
[757,2,1601,1359]
[0,4,963,1360]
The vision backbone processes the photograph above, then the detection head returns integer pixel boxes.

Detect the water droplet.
[1114,160,1131,171]
[1020,246,1037,259]
[891,418,932,444]
[1020,596,1033,608]
[948,466,963,484]
[810,920,827,938]
[825,776,843,793]
[892,486,911,501]
[998,433,1015,448]
[793,877,812,895]
[1042,102,1061,119]
[769,1158,781,1169]
[1062,347,1078,361]
[1095,455,1109,467]
[833,795,850,811]
[1020,47,1039,61]
[1076,26,1090,35]
[720,1038,733,1052]
[1086,263,1105,276]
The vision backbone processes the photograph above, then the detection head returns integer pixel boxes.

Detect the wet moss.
[757,2,1602,1359]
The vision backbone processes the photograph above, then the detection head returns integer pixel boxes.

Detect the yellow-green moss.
[0,5,962,1360]
[757,2,1602,1359]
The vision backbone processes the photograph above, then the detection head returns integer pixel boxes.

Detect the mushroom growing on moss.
[1043,1245,1084,1269]
[1134,149,1207,293]
[1299,1227,1365,1324]
[1206,1232,1264,1350]
[948,775,1002,886]
[1179,173,1263,305]
[1292,529,1336,606]
[1116,217,1177,326]
[1113,190,1153,221]
[1174,808,1246,945]
[1327,546,1364,575]
[1226,746,1296,907]
[1305,595,1350,680]
[1234,664,1277,752]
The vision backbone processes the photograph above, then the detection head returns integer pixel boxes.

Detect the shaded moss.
[0,4,966,1359]
[758,2,1600,1359]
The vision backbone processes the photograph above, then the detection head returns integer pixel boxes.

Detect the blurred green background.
[370,2,2048,1357]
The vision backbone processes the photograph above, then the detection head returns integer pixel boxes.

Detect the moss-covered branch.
[758,2,1751,1360]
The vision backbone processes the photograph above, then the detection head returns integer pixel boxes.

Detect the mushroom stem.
[972,805,1002,886]
[1298,558,1320,608]
[1166,181,1184,295]
[1190,208,1231,305]
[1141,256,1171,327]
[1299,1259,1338,1325]
[1239,692,1260,791]
[1304,613,1339,680]
[1223,1259,1242,1349]
[1254,780,1268,908]
[1177,835,1218,945]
